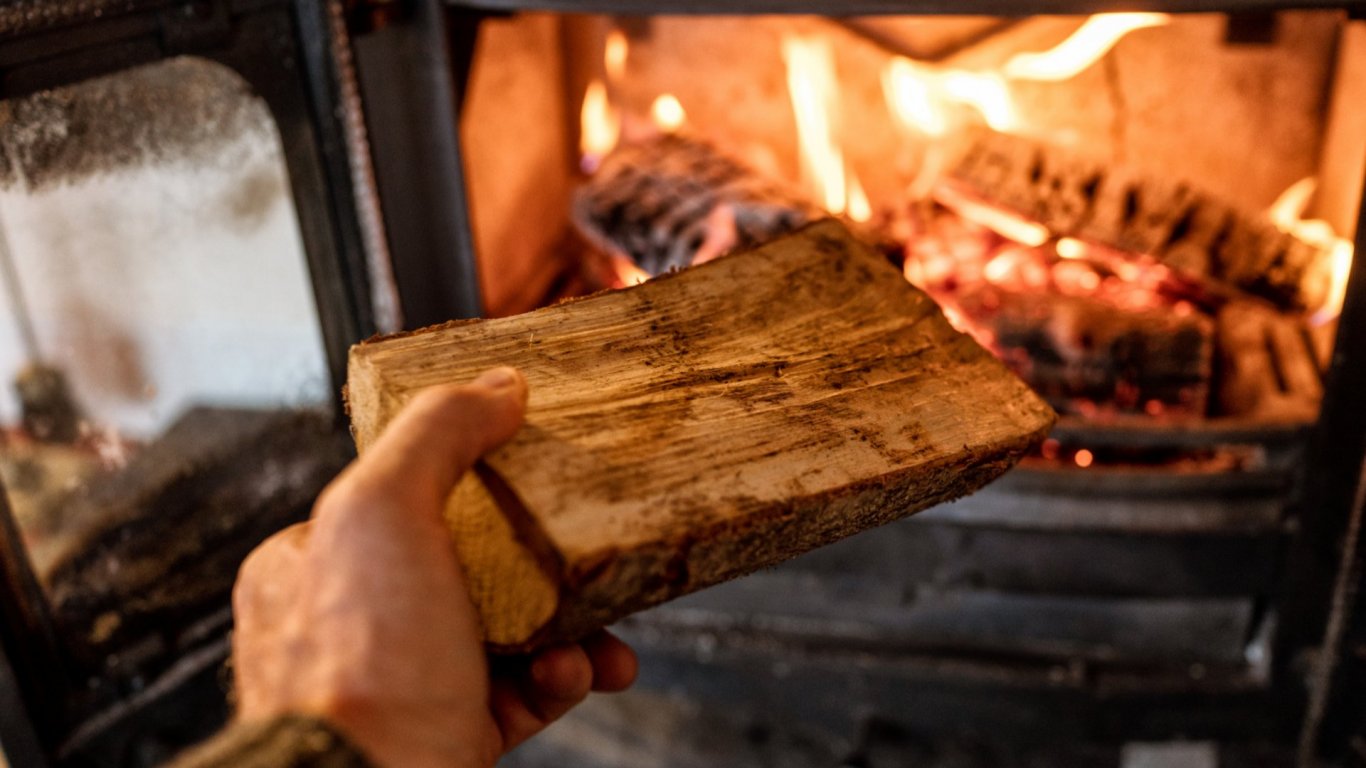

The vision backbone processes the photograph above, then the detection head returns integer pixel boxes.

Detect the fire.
[1318,242,1355,324]
[605,29,629,82]
[1004,13,1171,82]
[651,93,687,133]
[939,71,1015,133]
[882,58,948,137]
[882,57,1017,136]
[1268,177,1354,324]
[609,252,650,287]
[934,182,1049,246]
[579,78,620,173]
[882,12,1170,138]
[847,173,872,223]
[781,34,875,220]
[783,35,847,214]
[1055,237,1088,260]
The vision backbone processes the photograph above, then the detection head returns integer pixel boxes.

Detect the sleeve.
[167,715,373,768]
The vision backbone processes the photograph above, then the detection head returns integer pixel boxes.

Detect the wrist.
[305,692,499,768]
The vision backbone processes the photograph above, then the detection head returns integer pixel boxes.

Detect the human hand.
[230,367,637,768]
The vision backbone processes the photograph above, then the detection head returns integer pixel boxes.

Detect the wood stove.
[0,0,1363,766]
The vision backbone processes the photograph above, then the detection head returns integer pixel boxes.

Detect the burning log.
[960,288,1213,418]
[572,135,818,276]
[1215,300,1323,421]
[948,130,1334,313]
[346,220,1055,652]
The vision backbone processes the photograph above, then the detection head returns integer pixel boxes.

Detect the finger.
[330,367,528,515]
[583,631,639,692]
[232,524,312,716]
[233,523,311,631]
[489,645,593,751]
[527,645,594,707]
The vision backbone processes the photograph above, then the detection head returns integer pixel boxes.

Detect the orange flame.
[605,29,629,82]
[580,78,619,174]
[782,35,879,219]
[609,252,650,287]
[934,182,1050,247]
[940,71,1015,132]
[650,93,687,133]
[847,173,872,223]
[883,58,948,137]
[1005,13,1171,82]
[881,57,1017,136]
[783,35,846,214]
[1268,177,1354,324]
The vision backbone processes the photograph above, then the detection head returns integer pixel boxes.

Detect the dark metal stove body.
[0,1,378,764]
[0,0,1361,766]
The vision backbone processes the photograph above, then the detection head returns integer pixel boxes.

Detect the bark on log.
[948,130,1333,312]
[347,220,1056,652]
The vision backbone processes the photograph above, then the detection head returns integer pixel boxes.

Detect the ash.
[0,57,276,190]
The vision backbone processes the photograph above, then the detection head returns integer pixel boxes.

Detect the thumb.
[341,367,529,511]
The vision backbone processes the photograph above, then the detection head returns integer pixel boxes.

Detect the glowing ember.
[1268,177,1354,324]
[1004,13,1171,82]
[782,35,847,215]
[1056,237,1088,260]
[605,29,629,82]
[934,182,1049,247]
[650,93,687,133]
[1052,260,1102,295]
[896,184,1219,422]
[1074,449,1094,468]
[579,79,620,174]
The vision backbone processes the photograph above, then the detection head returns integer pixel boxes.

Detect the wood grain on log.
[347,220,1055,652]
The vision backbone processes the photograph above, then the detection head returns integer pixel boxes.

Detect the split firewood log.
[347,220,1055,652]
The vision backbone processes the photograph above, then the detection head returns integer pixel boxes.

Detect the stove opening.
[461,11,1359,451]
[449,13,1365,761]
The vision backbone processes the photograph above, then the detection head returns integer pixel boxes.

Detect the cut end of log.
[446,473,559,647]
[347,219,1055,652]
